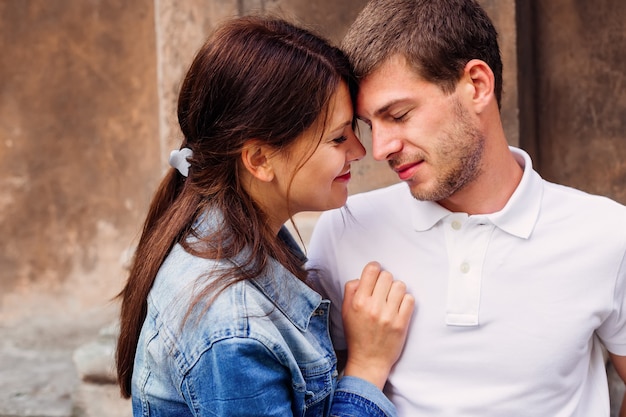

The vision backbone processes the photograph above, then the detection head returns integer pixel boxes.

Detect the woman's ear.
[240,140,275,182]
[462,59,495,114]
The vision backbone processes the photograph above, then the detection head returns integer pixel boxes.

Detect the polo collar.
[411,147,542,239]
[250,256,322,333]
[487,147,542,239]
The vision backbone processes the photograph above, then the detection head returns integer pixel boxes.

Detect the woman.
[116,15,414,416]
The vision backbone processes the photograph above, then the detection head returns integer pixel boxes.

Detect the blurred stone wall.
[526,0,626,204]
[0,1,160,321]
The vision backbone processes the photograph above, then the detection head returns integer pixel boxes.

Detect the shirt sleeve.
[180,336,398,417]
[307,210,348,350]
[597,250,626,355]
[181,337,294,416]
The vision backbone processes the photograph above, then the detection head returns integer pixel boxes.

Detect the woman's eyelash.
[333,135,348,144]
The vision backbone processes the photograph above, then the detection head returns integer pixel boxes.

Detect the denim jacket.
[131,215,397,417]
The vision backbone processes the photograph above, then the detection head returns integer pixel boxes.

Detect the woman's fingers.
[351,261,409,316]
[353,261,384,296]
[341,261,415,390]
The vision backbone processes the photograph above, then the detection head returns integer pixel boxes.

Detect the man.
[307,0,626,415]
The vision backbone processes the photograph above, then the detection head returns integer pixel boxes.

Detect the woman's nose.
[347,129,366,162]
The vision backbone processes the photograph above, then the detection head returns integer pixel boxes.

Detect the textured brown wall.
[531,0,626,204]
[480,0,518,147]
[0,1,159,316]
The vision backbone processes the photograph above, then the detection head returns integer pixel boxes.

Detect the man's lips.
[394,161,423,181]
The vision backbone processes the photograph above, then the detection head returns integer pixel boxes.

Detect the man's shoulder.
[543,180,626,215]
[540,180,626,244]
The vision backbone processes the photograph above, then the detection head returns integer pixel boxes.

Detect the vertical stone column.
[479,0,519,147]
[154,0,239,161]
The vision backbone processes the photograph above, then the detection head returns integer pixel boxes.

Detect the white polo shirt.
[308,147,626,416]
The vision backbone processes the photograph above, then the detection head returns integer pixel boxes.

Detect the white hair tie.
[169,147,193,177]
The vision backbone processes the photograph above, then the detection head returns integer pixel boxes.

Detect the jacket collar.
[250,254,322,333]
[192,210,321,332]
[250,226,321,332]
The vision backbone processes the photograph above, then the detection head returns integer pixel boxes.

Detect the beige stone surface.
[72,383,131,417]
[0,0,158,415]
[0,0,160,309]
[154,0,239,158]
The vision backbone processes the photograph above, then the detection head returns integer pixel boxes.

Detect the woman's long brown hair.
[115,15,357,398]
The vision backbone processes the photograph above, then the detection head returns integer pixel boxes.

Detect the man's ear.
[240,140,275,182]
[461,59,495,114]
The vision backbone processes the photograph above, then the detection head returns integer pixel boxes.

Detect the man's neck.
[438,145,523,215]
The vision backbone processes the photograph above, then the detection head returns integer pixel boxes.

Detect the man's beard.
[399,99,485,202]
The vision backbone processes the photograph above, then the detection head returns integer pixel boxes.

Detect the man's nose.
[371,124,402,161]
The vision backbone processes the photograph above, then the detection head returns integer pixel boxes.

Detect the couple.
[116,0,626,415]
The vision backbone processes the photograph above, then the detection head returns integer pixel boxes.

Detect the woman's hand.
[341,261,415,390]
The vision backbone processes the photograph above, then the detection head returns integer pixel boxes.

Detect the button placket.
[443,215,495,326]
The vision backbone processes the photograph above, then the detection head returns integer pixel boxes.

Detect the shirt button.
[460,263,470,273]
[451,220,462,230]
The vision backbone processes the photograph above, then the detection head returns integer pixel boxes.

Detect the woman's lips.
[335,172,351,182]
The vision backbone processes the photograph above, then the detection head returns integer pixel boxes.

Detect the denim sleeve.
[180,337,295,416]
[179,338,397,417]
[331,376,398,417]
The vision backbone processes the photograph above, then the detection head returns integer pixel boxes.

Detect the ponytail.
[116,170,200,397]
